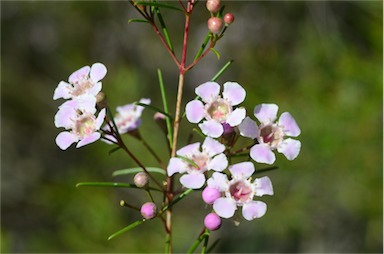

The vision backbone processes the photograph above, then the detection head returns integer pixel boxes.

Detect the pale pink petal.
[199,120,223,138]
[238,116,258,139]
[180,173,206,189]
[176,142,200,157]
[250,144,276,164]
[277,138,301,160]
[53,81,72,100]
[101,133,117,145]
[228,161,255,178]
[167,157,187,176]
[90,63,107,83]
[61,94,96,114]
[54,106,76,128]
[226,107,246,127]
[77,132,101,148]
[207,172,229,191]
[242,201,267,221]
[56,131,78,150]
[68,66,90,83]
[95,109,106,129]
[87,82,102,97]
[278,112,301,137]
[207,153,228,172]
[202,137,225,156]
[254,104,278,124]
[195,82,220,103]
[222,82,246,106]
[253,176,274,196]
[213,197,237,219]
[185,100,205,123]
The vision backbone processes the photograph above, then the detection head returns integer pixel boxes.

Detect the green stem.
[158,68,173,149]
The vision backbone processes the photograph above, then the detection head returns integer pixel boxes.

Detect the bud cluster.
[206,0,235,34]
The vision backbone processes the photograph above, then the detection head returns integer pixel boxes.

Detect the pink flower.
[185,81,246,138]
[207,162,274,221]
[167,137,228,189]
[54,94,106,150]
[238,103,301,164]
[53,63,107,100]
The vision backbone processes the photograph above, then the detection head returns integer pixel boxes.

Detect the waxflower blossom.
[167,137,228,189]
[238,103,301,164]
[207,162,274,221]
[185,81,246,138]
[53,63,107,100]
[54,94,106,150]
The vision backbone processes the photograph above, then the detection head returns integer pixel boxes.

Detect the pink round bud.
[204,213,222,231]
[206,0,221,13]
[224,13,235,25]
[140,202,157,219]
[202,187,221,204]
[134,172,148,187]
[207,17,223,34]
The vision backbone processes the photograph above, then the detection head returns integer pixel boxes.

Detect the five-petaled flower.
[53,63,107,100]
[185,81,246,138]
[207,162,274,221]
[167,137,228,189]
[54,94,106,150]
[238,103,301,164]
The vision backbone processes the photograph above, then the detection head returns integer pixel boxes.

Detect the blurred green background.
[1,1,382,253]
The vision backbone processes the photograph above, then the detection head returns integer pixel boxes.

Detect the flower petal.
[54,106,75,128]
[229,161,255,178]
[202,137,225,156]
[222,82,246,106]
[180,172,205,189]
[77,132,101,148]
[195,82,220,103]
[90,63,107,83]
[207,153,228,172]
[95,109,106,129]
[53,81,72,100]
[277,138,301,160]
[242,201,267,221]
[176,142,200,157]
[56,131,78,150]
[250,144,276,164]
[254,103,278,124]
[199,120,223,138]
[226,107,246,127]
[87,82,102,97]
[278,112,301,137]
[185,100,205,123]
[167,157,187,176]
[238,116,259,139]
[207,172,229,191]
[68,65,90,84]
[253,176,274,196]
[213,197,237,219]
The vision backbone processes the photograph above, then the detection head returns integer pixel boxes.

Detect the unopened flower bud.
[134,172,148,187]
[202,187,221,204]
[140,202,157,219]
[207,17,223,34]
[154,112,167,133]
[224,13,235,25]
[204,213,221,231]
[206,0,221,13]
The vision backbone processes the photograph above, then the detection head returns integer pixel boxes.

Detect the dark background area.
[1,1,382,253]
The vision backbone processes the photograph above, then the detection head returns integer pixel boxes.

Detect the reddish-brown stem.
[185,39,216,72]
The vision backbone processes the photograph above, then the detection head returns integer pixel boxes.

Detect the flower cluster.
[53,63,107,150]
[169,81,301,229]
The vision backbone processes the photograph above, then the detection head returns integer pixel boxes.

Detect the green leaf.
[211,60,234,82]
[112,167,166,176]
[161,188,193,213]
[135,102,173,120]
[107,219,145,240]
[158,69,173,149]
[76,182,162,192]
[134,1,183,12]
[108,146,121,155]
[206,239,220,253]
[187,229,210,254]
[210,48,220,60]
[128,19,150,24]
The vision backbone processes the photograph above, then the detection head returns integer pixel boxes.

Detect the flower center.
[229,180,253,203]
[259,124,284,148]
[190,153,209,172]
[206,99,232,122]
[71,78,94,97]
[75,115,96,137]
